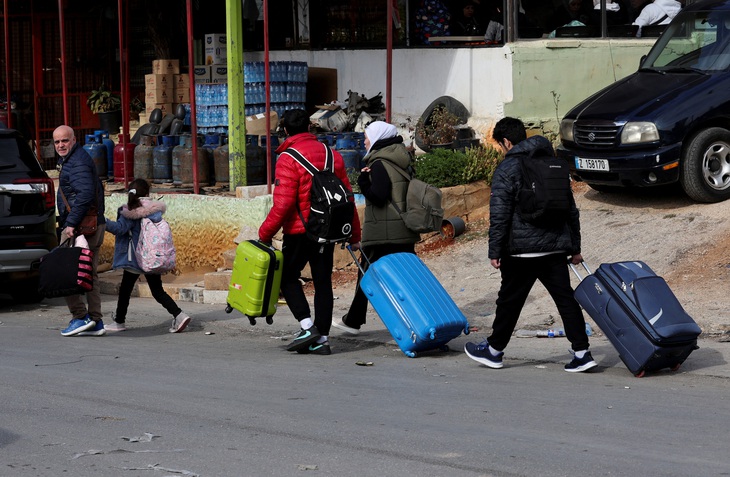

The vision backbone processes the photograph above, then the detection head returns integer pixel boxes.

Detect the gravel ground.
[333,182,730,342]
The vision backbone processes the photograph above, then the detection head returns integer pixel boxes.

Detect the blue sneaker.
[61,315,96,336]
[464,340,504,369]
[76,319,106,337]
[564,350,597,373]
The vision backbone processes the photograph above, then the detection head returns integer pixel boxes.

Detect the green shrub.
[463,144,503,185]
[414,145,505,188]
[413,148,468,188]
[347,168,361,194]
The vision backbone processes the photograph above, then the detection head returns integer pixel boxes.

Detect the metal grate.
[574,121,624,148]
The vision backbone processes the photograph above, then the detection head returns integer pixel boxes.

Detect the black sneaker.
[565,350,597,373]
[464,340,504,369]
[297,341,332,355]
[286,326,321,352]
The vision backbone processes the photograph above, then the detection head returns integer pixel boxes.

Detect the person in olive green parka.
[333,121,420,335]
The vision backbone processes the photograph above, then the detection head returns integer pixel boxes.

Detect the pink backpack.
[135,217,176,273]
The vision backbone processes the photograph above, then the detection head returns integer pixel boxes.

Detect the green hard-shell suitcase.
[225,240,283,325]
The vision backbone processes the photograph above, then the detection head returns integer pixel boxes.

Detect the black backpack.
[517,148,572,227]
[285,145,355,245]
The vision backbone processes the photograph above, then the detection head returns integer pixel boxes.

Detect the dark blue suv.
[558,0,730,202]
[0,129,57,303]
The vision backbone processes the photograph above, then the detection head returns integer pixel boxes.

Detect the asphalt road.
[2,294,730,477]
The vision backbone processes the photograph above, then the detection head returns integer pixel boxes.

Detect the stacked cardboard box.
[172,74,190,104]
[145,59,194,119]
[205,33,226,65]
[194,65,212,84]
[145,59,179,116]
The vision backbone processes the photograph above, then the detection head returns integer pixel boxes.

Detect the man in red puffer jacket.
[259,109,361,356]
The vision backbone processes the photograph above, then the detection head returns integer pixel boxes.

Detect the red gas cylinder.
[114,134,136,185]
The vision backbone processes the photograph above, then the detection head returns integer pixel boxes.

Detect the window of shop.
[304,0,690,49]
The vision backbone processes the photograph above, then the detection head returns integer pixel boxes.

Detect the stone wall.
[99,182,490,273]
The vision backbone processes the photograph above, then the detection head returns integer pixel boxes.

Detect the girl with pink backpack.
[104,178,191,333]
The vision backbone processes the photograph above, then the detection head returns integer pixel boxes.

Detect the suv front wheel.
[681,128,730,203]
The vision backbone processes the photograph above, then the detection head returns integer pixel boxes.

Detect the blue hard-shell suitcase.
[572,261,701,376]
[353,250,470,358]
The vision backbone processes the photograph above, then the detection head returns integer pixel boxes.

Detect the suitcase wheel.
[225,304,233,314]
[266,316,274,325]
[440,345,450,352]
[404,350,417,358]
[247,316,257,326]
[670,363,681,372]
[635,370,646,378]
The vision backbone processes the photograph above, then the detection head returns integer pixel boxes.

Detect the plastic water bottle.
[547,329,566,338]
[244,62,252,83]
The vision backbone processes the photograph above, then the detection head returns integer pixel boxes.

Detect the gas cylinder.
[83,134,107,179]
[201,133,220,185]
[95,130,115,180]
[245,134,264,185]
[213,136,229,184]
[253,135,278,185]
[353,132,367,169]
[172,134,209,187]
[113,133,136,186]
[134,135,156,182]
[339,149,361,172]
[335,132,356,150]
[152,135,177,184]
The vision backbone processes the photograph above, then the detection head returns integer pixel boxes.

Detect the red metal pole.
[118,0,131,186]
[264,0,272,194]
[117,0,124,182]
[186,0,199,194]
[31,0,40,152]
[4,0,13,128]
[57,0,68,124]
[386,0,393,123]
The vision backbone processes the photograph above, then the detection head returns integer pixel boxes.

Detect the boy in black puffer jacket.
[464,117,597,373]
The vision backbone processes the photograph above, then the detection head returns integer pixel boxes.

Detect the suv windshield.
[643,8,730,72]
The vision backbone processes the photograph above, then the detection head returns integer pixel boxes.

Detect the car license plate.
[575,157,610,171]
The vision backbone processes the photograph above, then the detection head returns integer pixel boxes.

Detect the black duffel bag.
[38,239,94,298]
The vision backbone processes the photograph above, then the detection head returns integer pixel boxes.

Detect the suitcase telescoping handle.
[569,261,592,282]
[345,245,371,276]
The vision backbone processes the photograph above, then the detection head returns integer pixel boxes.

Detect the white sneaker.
[170,312,191,333]
[332,317,360,335]
[105,321,127,332]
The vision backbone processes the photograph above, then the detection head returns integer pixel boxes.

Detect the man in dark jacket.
[463,117,596,372]
[259,109,361,356]
[54,125,107,337]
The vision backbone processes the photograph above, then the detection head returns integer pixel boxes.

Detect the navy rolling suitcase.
[571,261,701,377]
[349,249,470,358]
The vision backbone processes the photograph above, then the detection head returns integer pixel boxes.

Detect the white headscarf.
[365,121,398,153]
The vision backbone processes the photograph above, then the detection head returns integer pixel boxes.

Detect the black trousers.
[115,270,181,323]
[488,254,589,352]
[280,234,335,335]
[344,243,416,328]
